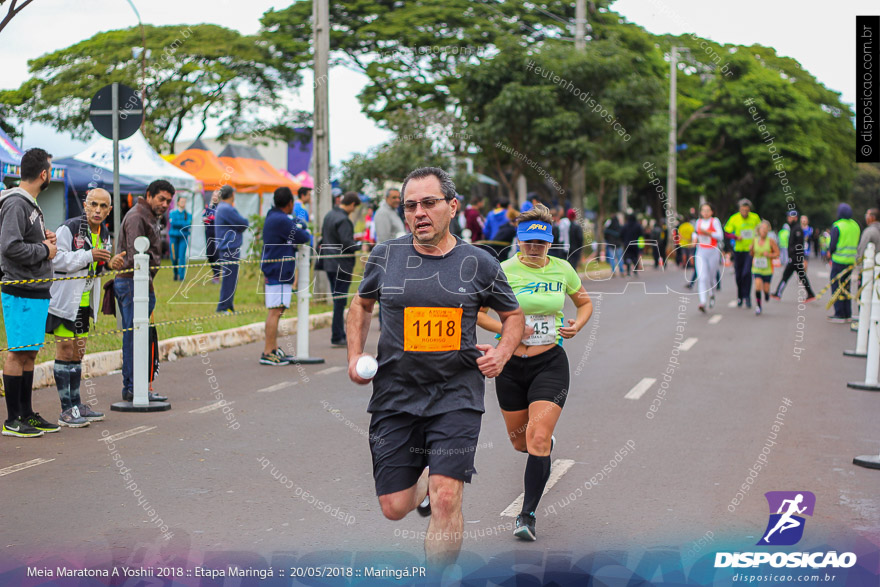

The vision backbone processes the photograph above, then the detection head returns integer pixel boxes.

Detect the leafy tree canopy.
[0,24,303,153]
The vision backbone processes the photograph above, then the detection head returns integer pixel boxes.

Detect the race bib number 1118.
[404,307,463,352]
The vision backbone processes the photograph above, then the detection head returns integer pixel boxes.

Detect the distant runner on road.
[694,203,723,313]
[750,220,779,316]
[346,166,524,570]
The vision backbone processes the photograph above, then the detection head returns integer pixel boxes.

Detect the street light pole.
[125,0,147,128]
[313,0,330,235]
[667,46,679,237]
[575,0,586,51]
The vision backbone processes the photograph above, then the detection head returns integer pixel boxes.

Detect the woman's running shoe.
[514,512,537,541]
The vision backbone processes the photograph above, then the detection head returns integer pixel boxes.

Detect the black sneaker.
[514,512,537,541]
[24,412,60,433]
[274,348,296,362]
[260,352,290,366]
[2,418,44,438]
[417,493,431,517]
[330,339,348,348]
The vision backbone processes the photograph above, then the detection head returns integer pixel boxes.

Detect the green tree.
[654,34,855,226]
[0,24,301,153]
[340,109,473,193]
[260,0,616,124]
[453,21,666,231]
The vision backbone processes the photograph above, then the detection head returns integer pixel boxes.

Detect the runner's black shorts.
[369,409,482,496]
[45,306,92,336]
[495,345,570,411]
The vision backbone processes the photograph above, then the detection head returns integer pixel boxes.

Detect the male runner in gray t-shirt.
[347,167,524,570]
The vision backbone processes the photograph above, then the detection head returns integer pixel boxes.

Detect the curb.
[23,311,334,391]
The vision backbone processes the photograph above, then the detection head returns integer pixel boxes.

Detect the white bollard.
[848,251,880,391]
[845,242,875,357]
[132,236,150,407]
[111,236,170,412]
[291,246,324,365]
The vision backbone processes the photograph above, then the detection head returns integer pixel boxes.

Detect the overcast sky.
[0,0,872,166]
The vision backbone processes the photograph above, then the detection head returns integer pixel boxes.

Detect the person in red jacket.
[464,195,486,242]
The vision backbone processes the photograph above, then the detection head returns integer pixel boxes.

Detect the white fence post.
[291,246,324,365]
[848,251,880,391]
[845,242,875,357]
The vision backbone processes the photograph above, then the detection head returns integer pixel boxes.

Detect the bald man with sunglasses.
[47,189,125,427]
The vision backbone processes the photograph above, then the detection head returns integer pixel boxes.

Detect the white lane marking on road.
[98,426,156,443]
[0,458,55,477]
[189,400,235,414]
[315,366,345,375]
[258,381,297,393]
[501,459,576,517]
[727,300,737,308]
[681,337,698,351]
[624,377,656,400]
[708,315,723,324]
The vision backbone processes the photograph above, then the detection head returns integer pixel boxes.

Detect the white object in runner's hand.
[356,355,379,379]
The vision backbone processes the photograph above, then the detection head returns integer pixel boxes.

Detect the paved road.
[1,258,877,584]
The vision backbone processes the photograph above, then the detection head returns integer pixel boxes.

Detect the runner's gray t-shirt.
[358,235,519,416]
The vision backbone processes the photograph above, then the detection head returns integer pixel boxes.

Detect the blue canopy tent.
[55,157,148,218]
[0,126,70,231]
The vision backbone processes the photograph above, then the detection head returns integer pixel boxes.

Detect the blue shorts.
[1,293,50,351]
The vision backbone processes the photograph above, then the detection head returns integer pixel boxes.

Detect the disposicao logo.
[714,491,857,569]
[758,491,814,546]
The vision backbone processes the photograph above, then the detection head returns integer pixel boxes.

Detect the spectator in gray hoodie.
[0,148,59,438]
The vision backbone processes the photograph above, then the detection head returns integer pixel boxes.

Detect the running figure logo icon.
[757,491,816,546]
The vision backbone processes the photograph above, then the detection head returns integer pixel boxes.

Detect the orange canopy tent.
[243,146,299,193]
[172,139,258,192]
[218,144,298,194]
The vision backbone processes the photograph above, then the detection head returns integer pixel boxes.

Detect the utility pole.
[313,0,331,234]
[312,0,331,300]
[575,0,586,51]
[571,0,588,213]
[125,0,147,129]
[667,46,679,238]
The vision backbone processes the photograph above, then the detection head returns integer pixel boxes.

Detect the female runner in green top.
[477,205,593,541]
[750,220,779,316]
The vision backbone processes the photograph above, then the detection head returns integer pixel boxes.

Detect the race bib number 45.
[404,307,463,352]
[524,314,557,346]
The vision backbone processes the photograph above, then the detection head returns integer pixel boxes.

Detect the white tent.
[73,130,201,193]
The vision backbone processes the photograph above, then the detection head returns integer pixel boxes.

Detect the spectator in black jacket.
[202,189,222,283]
[772,210,816,301]
[321,192,361,346]
[567,209,584,271]
[620,213,642,277]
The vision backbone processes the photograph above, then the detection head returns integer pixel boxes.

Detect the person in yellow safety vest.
[826,203,860,322]
[723,198,762,309]
[678,218,696,288]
